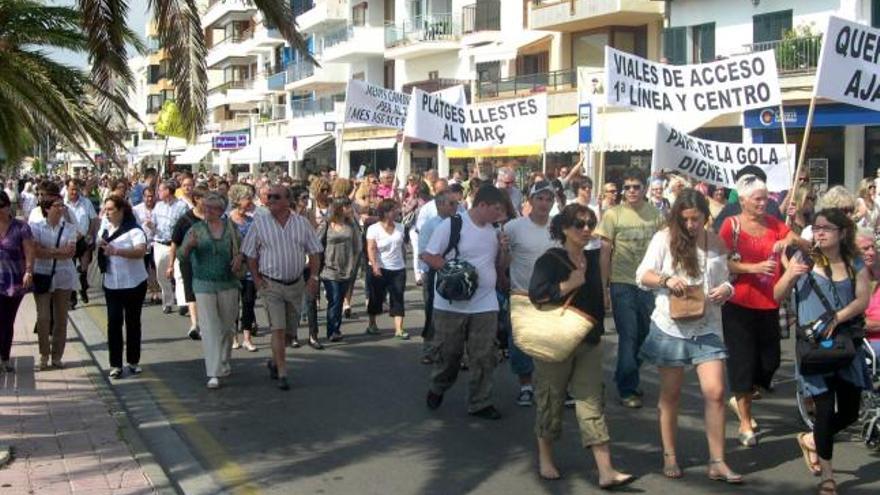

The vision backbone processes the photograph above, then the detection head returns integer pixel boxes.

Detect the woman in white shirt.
[635,189,741,484]
[97,196,148,379]
[365,198,408,338]
[30,197,77,370]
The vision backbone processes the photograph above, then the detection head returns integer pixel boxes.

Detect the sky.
[49,0,150,68]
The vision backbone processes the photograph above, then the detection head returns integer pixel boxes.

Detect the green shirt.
[178,221,240,293]
[594,201,665,286]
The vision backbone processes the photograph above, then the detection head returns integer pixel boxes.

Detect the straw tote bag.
[511,252,596,363]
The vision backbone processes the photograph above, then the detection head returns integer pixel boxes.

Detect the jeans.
[610,283,654,398]
[421,270,436,357]
[501,290,533,377]
[0,294,24,361]
[105,282,147,368]
[322,279,349,338]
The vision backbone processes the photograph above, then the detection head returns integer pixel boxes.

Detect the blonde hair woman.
[854,178,880,231]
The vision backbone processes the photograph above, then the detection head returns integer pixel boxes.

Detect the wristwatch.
[658,274,671,289]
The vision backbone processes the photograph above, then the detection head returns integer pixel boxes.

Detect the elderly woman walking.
[179,193,242,389]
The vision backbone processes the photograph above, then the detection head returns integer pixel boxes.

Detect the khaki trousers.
[34,290,70,362]
[195,288,239,378]
[534,340,610,447]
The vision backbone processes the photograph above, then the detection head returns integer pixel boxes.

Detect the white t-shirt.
[65,196,97,237]
[30,220,78,291]
[505,216,556,292]
[425,212,499,314]
[366,222,406,270]
[97,225,149,290]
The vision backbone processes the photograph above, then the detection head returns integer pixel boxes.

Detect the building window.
[663,27,687,65]
[753,10,792,43]
[517,52,548,75]
[572,26,646,70]
[692,23,715,63]
[352,2,367,26]
[384,60,395,89]
[147,95,163,114]
[476,61,500,82]
[428,70,439,80]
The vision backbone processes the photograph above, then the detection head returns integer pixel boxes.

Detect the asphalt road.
[66,274,880,495]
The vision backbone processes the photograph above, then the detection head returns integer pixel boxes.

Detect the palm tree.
[0,0,137,165]
[82,0,310,141]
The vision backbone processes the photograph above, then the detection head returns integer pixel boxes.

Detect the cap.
[529,180,555,198]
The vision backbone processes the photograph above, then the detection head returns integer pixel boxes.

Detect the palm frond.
[150,0,206,141]
[78,0,133,119]
[0,2,88,52]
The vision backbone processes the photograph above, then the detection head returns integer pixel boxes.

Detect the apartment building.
[667,0,880,191]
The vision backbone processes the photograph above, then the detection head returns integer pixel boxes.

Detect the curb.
[67,309,181,495]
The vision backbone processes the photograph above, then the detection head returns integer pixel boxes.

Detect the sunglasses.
[572,218,597,230]
[622,184,642,191]
[267,193,283,201]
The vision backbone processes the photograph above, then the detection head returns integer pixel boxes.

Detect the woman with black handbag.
[774,208,871,495]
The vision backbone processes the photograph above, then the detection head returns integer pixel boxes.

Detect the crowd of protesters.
[2,156,878,495]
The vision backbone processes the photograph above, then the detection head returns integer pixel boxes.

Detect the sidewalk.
[0,296,158,495]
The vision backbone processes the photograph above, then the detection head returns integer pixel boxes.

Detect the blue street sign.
[212,134,249,150]
[578,103,592,144]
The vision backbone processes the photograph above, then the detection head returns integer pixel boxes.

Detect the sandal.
[662,452,683,479]
[797,432,822,476]
[817,479,837,495]
[707,459,743,484]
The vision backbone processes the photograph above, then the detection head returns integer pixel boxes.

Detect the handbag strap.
[547,249,584,309]
[806,272,840,313]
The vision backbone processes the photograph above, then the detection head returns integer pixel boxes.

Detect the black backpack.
[435,214,479,301]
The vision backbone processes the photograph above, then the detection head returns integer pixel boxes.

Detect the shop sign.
[744,103,880,129]
[604,46,781,115]
[213,134,248,150]
[816,16,880,112]
[652,122,794,192]
[403,88,547,149]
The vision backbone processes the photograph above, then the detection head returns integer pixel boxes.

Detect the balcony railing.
[290,95,344,117]
[385,14,460,48]
[210,29,254,48]
[745,35,822,75]
[477,69,576,98]
[208,79,255,94]
[267,71,287,90]
[286,61,316,83]
[260,104,287,121]
[463,1,500,34]
[322,24,353,51]
[219,115,254,132]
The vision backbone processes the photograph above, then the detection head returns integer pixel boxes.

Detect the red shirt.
[718,214,790,310]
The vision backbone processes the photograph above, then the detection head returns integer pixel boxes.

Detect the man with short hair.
[495,167,523,215]
[595,167,664,409]
[417,186,463,364]
[422,184,511,419]
[600,182,618,212]
[243,186,322,391]
[65,178,98,306]
[151,180,189,313]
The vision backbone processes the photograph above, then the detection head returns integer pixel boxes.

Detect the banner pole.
[776,102,796,225]
[792,96,817,195]
[542,139,547,174]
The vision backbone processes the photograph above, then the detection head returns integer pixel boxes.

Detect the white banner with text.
[816,16,880,111]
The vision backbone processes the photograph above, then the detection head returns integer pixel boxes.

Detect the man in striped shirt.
[243,185,322,391]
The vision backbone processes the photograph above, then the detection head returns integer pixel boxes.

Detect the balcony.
[321,24,386,63]
[477,69,576,99]
[206,30,257,69]
[297,0,347,33]
[260,104,287,121]
[207,78,266,109]
[252,24,285,47]
[284,60,347,92]
[218,115,254,132]
[744,35,822,76]
[203,0,257,29]
[384,13,462,59]
[463,0,500,34]
[529,0,663,32]
[290,95,344,118]
[267,71,287,90]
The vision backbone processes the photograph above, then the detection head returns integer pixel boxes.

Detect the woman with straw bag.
[524,203,635,490]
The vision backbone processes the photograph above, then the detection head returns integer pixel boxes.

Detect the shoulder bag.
[510,251,596,363]
[435,214,478,301]
[795,271,858,375]
[33,223,65,294]
[669,235,708,321]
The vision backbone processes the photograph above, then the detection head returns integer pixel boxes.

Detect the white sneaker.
[109,367,123,379]
[207,377,220,389]
[127,364,142,375]
[243,341,257,352]
[232,341,241,350]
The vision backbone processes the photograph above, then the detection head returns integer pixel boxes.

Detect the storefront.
[745,103,880,191]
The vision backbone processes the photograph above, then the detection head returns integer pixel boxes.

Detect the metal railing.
[286,61,316,83]
[290,94,344,118]
[219,115,254,132]
[462,1,500,34]
[210,29,254,48]
[477,69,576,98]
[267,71,287,90]
[745,35,822,75]
[322,24,353,51]
[385,13,461,48]
[261,104,287,121]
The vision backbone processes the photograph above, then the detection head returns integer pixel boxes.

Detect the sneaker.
[278,376,290,391]
[109,367,123,379]
[127,364,142,375]
[469,405,502,420]
[266,360,278,380]
[163,305,173,314]
[365,325,381,335]
[516,386,535,407]
[564,394,576,408]
[242,341,257,352]
[206,377,220,389]
[232,341,241,350]
[187,327,201,340]
[289,338,301,349]
[395,331,410,340]
[329,333,344,342]
[620,395,643,409]
[426,391,444,410]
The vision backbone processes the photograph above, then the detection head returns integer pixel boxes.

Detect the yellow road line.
[85,305,262,495]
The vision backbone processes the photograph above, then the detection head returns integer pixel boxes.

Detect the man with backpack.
[421,185,511,420]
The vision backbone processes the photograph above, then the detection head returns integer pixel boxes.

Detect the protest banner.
[345,79,410,129]
[403,88,547,148]
[816,16,880,111]
[652,122,794,192]
[604,46,782,115]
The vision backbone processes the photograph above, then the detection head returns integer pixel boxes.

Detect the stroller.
[795,338,880,450]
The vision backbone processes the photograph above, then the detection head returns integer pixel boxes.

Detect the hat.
[529,180,555,198]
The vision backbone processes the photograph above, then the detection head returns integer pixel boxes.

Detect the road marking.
[84,304,262,495]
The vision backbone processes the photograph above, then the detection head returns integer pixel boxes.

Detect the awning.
[229,135,333,164]
[174,144,212,165]
[446,115,575,159]
[295,134,334,159]
[545,122,579,154]
[468,31,553,64]
[588,110,655,153]
[343,137,397,152]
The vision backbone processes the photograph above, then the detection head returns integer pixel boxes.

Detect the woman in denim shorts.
[635,189,741,483]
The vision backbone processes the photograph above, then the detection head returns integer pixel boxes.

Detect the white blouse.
[97,225,148,290]
[29,220,78,291]
[635,228,734,339]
